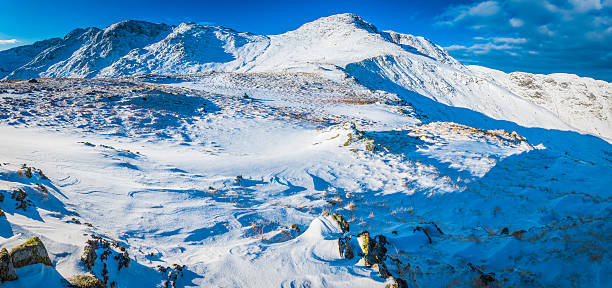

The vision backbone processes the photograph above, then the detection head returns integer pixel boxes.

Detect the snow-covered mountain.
[469,65,611,140]
[1,14,609,140]
[1,14,611,288]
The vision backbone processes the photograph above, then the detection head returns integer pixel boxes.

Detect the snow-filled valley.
[0,13,611,288]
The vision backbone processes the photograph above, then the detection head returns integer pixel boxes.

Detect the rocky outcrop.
[9,236,52,268]
[338,236,354,259]
[331,213,349,234]
[385,276,408,288]
[0,248,17,282]
[358,231,387,267]
[81,239,98,271]
[66,274,106,288]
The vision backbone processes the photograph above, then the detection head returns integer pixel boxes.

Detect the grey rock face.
[9,236,52,268]
[0,248,18,282]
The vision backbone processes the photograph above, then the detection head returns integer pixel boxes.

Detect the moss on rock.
[66,274,106,288]
[9,236,52,268]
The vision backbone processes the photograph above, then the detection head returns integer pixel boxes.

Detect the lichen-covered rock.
[331,213,349,233]
[338,236,354,259]
[81,240,98,271]
[9,236,52,268]
[358,231,387,267]
[66,274,106,288]
[0,248,18,282]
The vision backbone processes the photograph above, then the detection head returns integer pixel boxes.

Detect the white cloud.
[537,25,555,36]
[509,18,524,27]
[438,0,612,80]
[445,45,468,51]
[472,36,527,44]
[0,39,18,45]
[447,41,519,55]
[468,1,501,17]
[438,0,502,25]
[569,0,603,12]
[469,42,513,54]
[492,37,527,43]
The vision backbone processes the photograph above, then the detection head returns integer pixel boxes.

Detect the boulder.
[0,248,17,282]
[9,236,52,268]
[338,236,354,259]
[358,231,387,267]
[66,274,106,288]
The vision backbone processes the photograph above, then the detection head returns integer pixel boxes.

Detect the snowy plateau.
[0,13,610,287]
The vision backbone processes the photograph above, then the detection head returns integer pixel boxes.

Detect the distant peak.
[64,27,101,41]
[104,20,171,35]
[305,13,378,33]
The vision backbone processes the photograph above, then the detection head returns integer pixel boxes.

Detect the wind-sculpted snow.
[1,73,610,287]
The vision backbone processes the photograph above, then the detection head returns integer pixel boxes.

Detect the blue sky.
[0,0,610,80]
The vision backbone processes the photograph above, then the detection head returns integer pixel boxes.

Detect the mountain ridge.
[0,13,609,140]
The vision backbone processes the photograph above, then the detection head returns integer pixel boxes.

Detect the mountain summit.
[0,14,609,139]
[0,13,450,79]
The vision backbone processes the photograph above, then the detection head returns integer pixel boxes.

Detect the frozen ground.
[0,75,610,287]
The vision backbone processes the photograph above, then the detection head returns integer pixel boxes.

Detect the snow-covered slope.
[469,65,612,139]
[1,13,609,140]
[1,75,610,287]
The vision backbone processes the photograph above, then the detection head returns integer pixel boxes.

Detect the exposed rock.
[66,274,106,288]
[511,230,527,240]
[0,248,18,282]
[413,222,443,244]
[331,213,349,233]
[468,262,497,287]
[159,263,185,288]
[374,261,391,278]
[9,236,52,268]
[385,276,408,288]
[18,164,33,178]
[478,273,497,287]
[290,224,301,233]
[11,188,32,211]
[338,236,354,259]
[358,231,387,267]
[115,251,130,271]
[81,239,98,270]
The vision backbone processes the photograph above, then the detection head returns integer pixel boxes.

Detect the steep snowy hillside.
[0,38,63,79]
[469,65,612,140]
[1,13,609,141]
